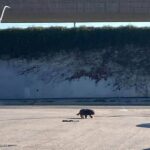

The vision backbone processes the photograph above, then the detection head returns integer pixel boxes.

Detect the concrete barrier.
[1,98,150,105]
[1,0,150,22]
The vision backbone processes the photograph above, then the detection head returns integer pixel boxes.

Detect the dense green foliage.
[0,26,150,59]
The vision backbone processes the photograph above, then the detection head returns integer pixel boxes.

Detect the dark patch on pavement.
[136,123,150,128]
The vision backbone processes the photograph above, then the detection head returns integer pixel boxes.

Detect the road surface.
[0,106,150,150]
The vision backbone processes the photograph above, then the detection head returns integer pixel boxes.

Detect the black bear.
[77,109,95,119]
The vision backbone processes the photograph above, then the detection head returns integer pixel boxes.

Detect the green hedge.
[0,26,150,59]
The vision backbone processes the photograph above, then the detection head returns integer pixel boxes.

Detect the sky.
[1,22,150,29]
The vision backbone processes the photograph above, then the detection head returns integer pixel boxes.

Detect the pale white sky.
[1,22,150,29]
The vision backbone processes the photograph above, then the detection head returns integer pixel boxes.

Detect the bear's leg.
[80,115,84,119]
[90,115,93,118]
[85,115,87,119]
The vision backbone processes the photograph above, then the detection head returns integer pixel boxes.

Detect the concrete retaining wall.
[0,60,144,99]
[1,0,150,22]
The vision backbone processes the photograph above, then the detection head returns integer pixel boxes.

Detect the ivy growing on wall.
[0,26,150,59]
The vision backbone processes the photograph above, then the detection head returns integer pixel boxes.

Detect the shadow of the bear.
[62,119,79,122]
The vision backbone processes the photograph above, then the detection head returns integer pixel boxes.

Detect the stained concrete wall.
[1,0,150,23]
[0,60,138,99]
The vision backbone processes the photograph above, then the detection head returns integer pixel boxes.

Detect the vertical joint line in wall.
[104,0,107,13]
[118,0,120,13]
[74,0,77,27]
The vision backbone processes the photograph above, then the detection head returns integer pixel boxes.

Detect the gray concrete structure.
[1,0,150,23]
